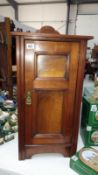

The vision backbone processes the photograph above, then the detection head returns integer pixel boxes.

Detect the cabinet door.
[20,38,79,156]
[24,39,79,143]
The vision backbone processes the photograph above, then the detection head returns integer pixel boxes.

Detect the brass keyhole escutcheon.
[25,91,32,105]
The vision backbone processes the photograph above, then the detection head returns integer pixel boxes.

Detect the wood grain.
[13,26,93,160]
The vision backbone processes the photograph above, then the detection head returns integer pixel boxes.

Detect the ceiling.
[71,0,98,3]
[0,0,98,6]
[0,0,66,6]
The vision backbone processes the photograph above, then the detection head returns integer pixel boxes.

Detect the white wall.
[0,6,15,20]
[0,3,67,33]
[18,3,67,33]
[76,4,98,48]
[0,2,98,38]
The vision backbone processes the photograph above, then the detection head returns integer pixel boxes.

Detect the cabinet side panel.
[16,36,25,160]
[70,40,87,156]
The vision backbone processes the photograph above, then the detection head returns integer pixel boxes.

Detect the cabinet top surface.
[11,31,93,41]
[11,26,93,41]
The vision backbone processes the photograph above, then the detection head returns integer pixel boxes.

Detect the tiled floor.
[0,77,94,175]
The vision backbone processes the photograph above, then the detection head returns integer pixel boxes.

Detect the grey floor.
[0,169,21,175]
[0,133,84,175]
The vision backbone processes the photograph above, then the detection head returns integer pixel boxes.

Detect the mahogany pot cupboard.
[11,26,93,160]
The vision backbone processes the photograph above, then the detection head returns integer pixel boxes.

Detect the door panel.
[36,91,63,133]
[24,39,79,146]
[37,55,69,78]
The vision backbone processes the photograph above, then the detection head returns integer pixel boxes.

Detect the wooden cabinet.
[0,17,34,97]
[0,17,13,96]
[12,26,93,160]
[0,17,16,97]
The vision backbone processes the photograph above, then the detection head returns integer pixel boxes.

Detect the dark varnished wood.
[0,18,13,97]
[36,25,59,34]
[12,26,93,160]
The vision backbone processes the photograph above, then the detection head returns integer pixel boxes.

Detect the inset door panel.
[36,90,63,133]
[29,90,68,145]
[33,52,70,89]
[36,55,69,78]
